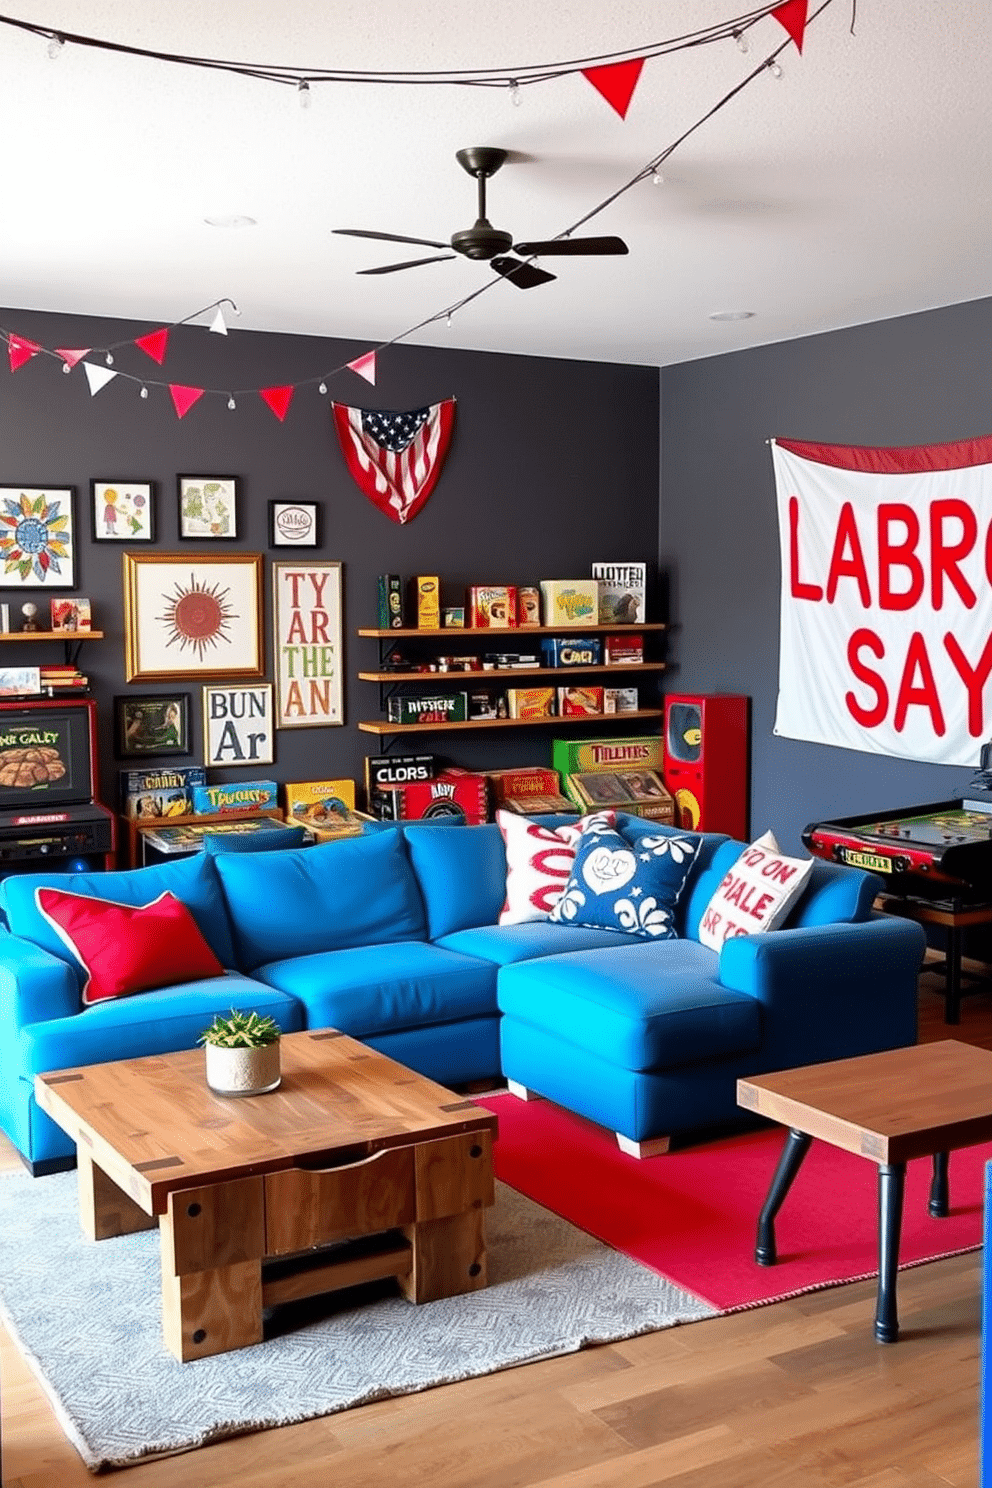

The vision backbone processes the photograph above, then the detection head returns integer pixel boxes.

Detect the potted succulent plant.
[199,1009,282,1096]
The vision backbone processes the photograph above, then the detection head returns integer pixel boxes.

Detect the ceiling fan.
[333,147,628,290]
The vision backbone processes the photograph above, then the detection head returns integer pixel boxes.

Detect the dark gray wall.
[0,307,660,809]
[660,295,992,853]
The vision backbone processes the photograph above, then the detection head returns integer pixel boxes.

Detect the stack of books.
[39,665,89,693]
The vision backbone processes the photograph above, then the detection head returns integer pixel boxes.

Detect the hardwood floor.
[1,962,987,1488]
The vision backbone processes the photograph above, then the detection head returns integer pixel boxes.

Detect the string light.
[318,381,328,395]
[509,79,521,107]
[61,362,71,375]
[446,312,452,327]
[105,352,114,366]
[46,32,63,59]
[652,169,664,186]
[139,386,149,399]
[732,28,749,54]
[297,79,311,109]
[227,395,237,410]
[768,59,784,78]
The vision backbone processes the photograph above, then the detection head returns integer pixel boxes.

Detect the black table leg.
[945,925,962,1024]
[755,1127,812,1266]
[928,1151,949,1218]
[875,1161,906,1343]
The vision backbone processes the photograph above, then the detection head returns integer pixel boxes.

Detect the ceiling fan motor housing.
[450,221,514,260]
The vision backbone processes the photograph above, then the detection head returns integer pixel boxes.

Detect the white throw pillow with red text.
[697,829,814,952]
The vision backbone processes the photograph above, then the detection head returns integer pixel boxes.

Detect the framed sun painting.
[123,552,264,682]
[0,486,76,588]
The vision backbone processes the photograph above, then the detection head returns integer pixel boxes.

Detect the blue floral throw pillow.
[549,822,701,939]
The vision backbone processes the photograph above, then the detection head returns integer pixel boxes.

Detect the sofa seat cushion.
[437,921,634,966]
[17,972,303,1075]
[497,940,762,1074]
[214,831,427,969]
[253,940,498,1038]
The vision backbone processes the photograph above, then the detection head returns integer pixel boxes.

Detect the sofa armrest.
[718,915,925,1067]
[0,931,79,1031]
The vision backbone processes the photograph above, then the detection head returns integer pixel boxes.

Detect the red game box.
[377,770,489,824]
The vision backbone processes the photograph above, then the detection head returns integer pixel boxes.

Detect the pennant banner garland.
[331,400,456,524]
[772,434,992,767]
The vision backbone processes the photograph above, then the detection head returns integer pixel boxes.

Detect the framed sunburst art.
[123,553,264,683]
[0,486,76,588]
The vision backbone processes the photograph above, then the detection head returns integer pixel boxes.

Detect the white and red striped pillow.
[496,810,614,925]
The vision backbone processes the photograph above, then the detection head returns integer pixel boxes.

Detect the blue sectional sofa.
[0,815,926,1171]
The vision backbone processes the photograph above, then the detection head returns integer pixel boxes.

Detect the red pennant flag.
[772,0,808,52]
[135,328,170,364]
[347,351,377,386]
[169,384,205,419]
[55,347,91,369]
[580,58,645,120]
[260,385,295,422]
[7,335,43,372]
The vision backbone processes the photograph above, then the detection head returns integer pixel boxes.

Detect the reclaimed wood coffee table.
[35,1029,497,1362]
[737,1040,992,1343]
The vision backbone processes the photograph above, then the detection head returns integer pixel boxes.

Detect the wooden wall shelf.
[358,709,663,736]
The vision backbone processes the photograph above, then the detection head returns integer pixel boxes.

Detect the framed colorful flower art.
[0,486,76,588]
[123,552,264,682]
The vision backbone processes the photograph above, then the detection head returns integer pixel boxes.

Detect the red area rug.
[481,1093,989,1311]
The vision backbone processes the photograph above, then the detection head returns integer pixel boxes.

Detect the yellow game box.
[282,778,356,829]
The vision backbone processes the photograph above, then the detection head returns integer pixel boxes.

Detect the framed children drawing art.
[91,481,155,542]
[177,476,239,539]
[123,552,264,682]
[0,486,76,588]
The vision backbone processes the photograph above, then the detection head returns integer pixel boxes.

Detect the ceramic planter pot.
[205,1040,281,1097]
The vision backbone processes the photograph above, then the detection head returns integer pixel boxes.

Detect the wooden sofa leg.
[616,1132,671,1159]
[507,1080,543,1102]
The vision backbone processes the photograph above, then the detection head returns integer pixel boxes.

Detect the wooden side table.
[738,1040,992,1343]
[875,894,992,1024]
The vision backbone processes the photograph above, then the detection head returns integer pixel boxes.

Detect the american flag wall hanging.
[331,399,456,524]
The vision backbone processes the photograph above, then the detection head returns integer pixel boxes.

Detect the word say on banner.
[203,684,274,765]
[272,561,343,729]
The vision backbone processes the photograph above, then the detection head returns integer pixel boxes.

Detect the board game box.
[364,753,435,817]
[506,686,555,720]
[283,778,356,828]
[539,580,599,628]
[190,780,279,815]
[557,685,604,716]
[552,734,663,777]
[564,767,674,822]
[120,765,207,819]
[591,562,647,625]
[376,770,489,825]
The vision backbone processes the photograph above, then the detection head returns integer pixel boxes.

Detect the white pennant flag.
[83,362,117,397]
[209,307,228,336]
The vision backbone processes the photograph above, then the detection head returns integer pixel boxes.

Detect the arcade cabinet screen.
[0,701,96,811]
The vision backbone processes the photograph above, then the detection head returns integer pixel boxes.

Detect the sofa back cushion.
[213,830,427,969]
[0,853,237,981]
[404,822,508,939]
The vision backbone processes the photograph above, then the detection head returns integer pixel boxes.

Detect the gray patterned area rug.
[0,1169,715,1472]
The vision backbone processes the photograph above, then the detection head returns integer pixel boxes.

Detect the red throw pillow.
[35,888,225,1006]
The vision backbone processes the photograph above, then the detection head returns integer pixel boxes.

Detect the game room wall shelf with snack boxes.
[359,565,667,736]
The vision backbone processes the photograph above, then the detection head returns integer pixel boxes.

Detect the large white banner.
[773,434,992,766]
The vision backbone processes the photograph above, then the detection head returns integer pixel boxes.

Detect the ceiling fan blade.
[334,228,450,250]
[357,255,457,275]
[490,256,557,290]
[512,236,629,257]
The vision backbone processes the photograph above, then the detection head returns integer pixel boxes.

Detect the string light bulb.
[47,33,64,59]
[652,169,664,186]
[227,395,237,410]
[139,386,149,399]
[732,29,749,55]
[318,381,328,395]
[61,362,71,375]
[509,78,521,107]
[446,311,452,327]
[105,352,114,366]
[768,59,784,79]
[297,79,311,109]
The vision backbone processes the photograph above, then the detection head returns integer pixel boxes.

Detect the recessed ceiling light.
[204,215,257,229]
[708,310,755,321]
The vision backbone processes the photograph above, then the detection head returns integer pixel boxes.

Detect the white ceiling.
[0,2,990,367]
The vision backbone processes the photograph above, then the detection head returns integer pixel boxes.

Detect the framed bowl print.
[272,560,343,727]
[114,692,192,758]
[92,481,155,542]
[269,500,321,549]
[123,552,264,682]
[0,486,75,589]
[177,476,238,539]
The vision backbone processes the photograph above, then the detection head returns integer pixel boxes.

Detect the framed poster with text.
[272,560,343,728]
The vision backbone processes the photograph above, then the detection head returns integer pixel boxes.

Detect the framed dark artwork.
[115,693,192,758]
[0,486,76,589]
[123,551,264,682]
[177,476,239,539]
[91,481,155,542]
[268,500,322,549]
